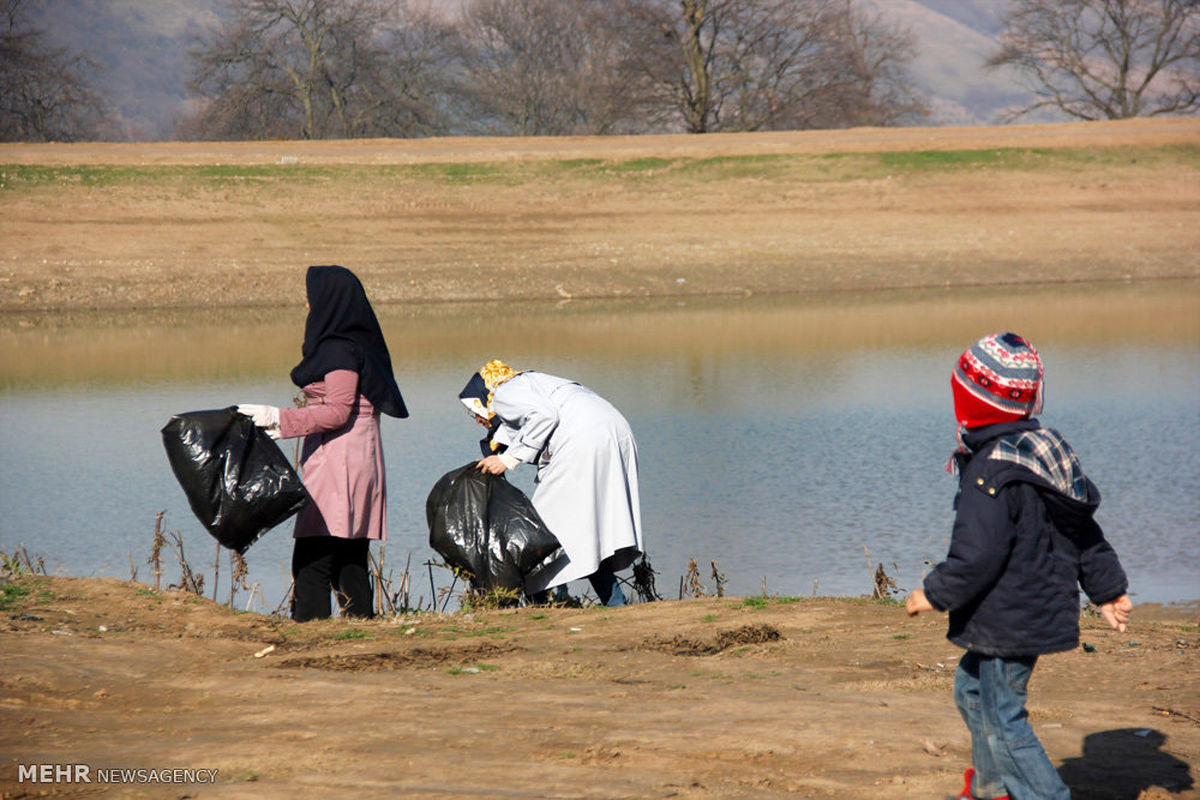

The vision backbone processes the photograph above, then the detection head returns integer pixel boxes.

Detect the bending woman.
[240,265,407,621]
[459,360,643,606]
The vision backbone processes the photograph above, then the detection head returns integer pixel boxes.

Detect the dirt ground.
[1,117,1198,312]
[0,576,1196,800]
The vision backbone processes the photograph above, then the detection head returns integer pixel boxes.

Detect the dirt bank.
[1,576,1197,799]
[4,118,1199,167]
[1,118,1198,312]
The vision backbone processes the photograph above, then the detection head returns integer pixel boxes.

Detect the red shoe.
[954,768,1010,800]
[953,769,976,800]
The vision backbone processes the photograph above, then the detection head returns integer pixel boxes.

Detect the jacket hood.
[962,419,1101,529]
[1038,475,1101,528]
[959,419,1040,452]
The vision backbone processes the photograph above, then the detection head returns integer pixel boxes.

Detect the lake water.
[1,282,1197,610]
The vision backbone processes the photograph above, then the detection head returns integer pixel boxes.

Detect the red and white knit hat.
[952,332,1044,428]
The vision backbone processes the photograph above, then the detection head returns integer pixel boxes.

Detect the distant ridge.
[875,0,1058,125]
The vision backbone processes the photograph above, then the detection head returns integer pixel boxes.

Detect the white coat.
[491,372,643,592]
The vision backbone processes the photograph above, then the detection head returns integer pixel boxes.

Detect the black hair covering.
[290,265,408,418]
[458,372,505,455]
[458,373,489,409]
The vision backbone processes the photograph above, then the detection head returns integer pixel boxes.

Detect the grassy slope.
[4,143,1199,190]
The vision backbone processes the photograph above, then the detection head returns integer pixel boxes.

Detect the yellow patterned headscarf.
[459,359,522,421]
[480,359,519,391]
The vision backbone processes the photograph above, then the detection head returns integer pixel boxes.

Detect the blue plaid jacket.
[923,420,1128,657]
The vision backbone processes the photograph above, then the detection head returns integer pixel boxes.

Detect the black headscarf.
[290,265,408,419]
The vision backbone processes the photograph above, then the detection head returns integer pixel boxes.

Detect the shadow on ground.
[1059,728,1194,799]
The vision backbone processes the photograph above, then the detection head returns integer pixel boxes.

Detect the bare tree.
[365,4,462,137]
[621,0,832,133]
[989,0,1200,120]
[183,0,457,140]
[0,0,110,141]
[826,0,929,128]
[623,0,925,133]
[455,0,648,136]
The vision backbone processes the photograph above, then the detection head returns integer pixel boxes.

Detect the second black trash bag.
[427,463,563,593]
[162,407,308,553]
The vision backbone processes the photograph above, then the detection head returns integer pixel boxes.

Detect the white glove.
[236,404,281,439]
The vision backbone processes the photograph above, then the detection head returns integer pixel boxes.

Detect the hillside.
[880,0,1046,125]
[33,0,219,139]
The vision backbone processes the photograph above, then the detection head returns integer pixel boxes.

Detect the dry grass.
[1,118,1197,314]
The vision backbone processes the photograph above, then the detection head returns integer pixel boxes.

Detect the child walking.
[905,332,1132,800]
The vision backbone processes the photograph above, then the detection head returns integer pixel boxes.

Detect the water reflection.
[1,282,1197,608]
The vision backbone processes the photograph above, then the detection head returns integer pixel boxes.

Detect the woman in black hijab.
[239,265,407,621]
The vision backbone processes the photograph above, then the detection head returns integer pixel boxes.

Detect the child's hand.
[1099,594,1132,632]
[905,589,934,617]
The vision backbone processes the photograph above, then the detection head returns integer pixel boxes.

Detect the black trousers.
[292,537,373,622]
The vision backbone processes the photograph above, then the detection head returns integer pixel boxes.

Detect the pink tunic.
[278,369,387,541]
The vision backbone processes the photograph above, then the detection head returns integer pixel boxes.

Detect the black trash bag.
[162,407,308,553]
[426,463,563,592]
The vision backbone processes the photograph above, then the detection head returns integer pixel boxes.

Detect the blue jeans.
[538,565,627,607]
[954,652,1070,800]
[588,563,626,607]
